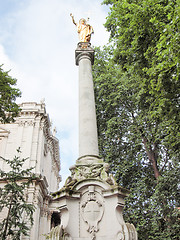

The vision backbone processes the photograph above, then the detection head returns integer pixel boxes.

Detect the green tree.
[92,0,180,238]
[0,149,36,240]
[0,65,21,123]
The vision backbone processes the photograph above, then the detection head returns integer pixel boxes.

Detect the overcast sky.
[0,0,110,186]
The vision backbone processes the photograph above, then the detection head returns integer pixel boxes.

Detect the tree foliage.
[92,0,180,238]
[0,65,21,123]
[0,149,36,240]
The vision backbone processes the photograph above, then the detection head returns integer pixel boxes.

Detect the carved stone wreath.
[65,163,117,189]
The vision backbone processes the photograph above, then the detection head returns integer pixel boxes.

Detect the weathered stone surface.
[0,102,61,240]
[76,43,99,160]
[48,43,137,240]
[50,178,136,240]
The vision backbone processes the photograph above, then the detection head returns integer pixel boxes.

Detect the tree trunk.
[2,195,13,239]
[142,137,161,179]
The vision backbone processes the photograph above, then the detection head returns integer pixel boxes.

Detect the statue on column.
[70,13,94,42]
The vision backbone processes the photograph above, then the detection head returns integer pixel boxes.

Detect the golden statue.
[70,13,94,42]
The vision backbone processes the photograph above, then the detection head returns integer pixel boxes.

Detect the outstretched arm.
[70,13,77,26]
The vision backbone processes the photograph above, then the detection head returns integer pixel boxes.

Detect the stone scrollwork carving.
[116,230,125,240]
[63,233,72,240]
[125,223,138,240]
[48,225,63,239]
[0,128,9,140]
[61,161,118,192]
[48,225,72,240]
[81,186,104,240]
[63,162,117,190]
[78,164,102,179]
[64,175,77,188]
[115,223,137,240]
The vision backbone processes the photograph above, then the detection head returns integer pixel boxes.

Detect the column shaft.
[75,44,99,159]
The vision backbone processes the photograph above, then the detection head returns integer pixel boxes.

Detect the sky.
[0,0,110,186]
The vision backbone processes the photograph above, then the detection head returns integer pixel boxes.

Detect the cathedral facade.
[0,102,61,239]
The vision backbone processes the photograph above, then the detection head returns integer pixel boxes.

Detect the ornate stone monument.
[48,17,137,240]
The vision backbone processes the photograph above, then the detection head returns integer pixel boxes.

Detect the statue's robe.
[77,24,93,42]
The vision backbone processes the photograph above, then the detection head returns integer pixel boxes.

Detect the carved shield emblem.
[81,186,104,239]
[83,201,102,225]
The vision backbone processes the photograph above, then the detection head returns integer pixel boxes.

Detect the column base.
[76,155,103,165]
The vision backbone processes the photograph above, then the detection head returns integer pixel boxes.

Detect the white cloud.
[0,0,110,186]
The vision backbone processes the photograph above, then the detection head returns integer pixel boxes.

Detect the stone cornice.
[16,102,47,126]
[0,127,10,139]
[0,174,50,197]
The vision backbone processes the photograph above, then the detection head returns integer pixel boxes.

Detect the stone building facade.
[0,102,61,239]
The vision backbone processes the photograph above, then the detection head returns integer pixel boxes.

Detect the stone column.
[48,42,138,240]
[75,43,99,160]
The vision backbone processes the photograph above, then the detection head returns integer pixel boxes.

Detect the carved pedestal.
[49,157,137,240]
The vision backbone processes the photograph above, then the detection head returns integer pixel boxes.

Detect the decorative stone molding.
[0,127,9,140]
[48,225,72,240]
[47,210,54,221]
[44,142,48,156]
[62,161,117,191]
[75,42,94,65]
[45,130,60,174]
[116,230,125,240]
[40,198,51,217]
[18,120,35,127]
[33,189,42,208]
[40,121,44,130]
[125,223,138,240]
[16,102,61,175]
[115,223,138,240]
[74,164,103,179]
[63,233,72,240]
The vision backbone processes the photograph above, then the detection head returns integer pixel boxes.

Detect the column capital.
[75,42,94,66]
